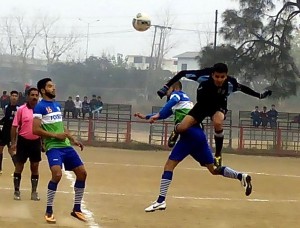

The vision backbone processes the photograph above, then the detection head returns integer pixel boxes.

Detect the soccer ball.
[132,13,151,32]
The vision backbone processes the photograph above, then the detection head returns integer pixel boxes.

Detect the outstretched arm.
[238,84,272,99]
[157,68,213,98]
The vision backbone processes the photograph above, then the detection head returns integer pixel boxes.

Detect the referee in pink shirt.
[11,87,41,201]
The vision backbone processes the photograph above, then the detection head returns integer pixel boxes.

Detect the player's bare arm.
[64,127,84,151]
[32,118,67,140]
[10,126,18,151]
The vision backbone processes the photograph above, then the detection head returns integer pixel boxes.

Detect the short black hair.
[213,63,228,73]
[37,78,52,93]
[27,87,38,96]
[10,90,18,96]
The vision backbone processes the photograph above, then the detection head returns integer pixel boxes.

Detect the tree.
[41,17,79,64]
[199,0,300,98]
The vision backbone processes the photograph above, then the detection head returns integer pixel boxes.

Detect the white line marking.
[85,161,300,178]
[64,171,100,228]
[0,187,298,203]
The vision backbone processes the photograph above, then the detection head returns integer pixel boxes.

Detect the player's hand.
[134,112,146,119]
[73,140,84,151]
[260,90,272,99]
[149,113,160,123]
[55,132,68,140]
[157,85,169,99]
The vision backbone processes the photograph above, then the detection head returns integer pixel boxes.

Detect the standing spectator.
[251,106,261,127]
[74,95,82,118]
[92,96,103,119]
[17,92,26,106]
[64,96,75,118]
[1,91,9,112]
[82,96,90,119]
[267,104,278,129]
[260,106,268,128]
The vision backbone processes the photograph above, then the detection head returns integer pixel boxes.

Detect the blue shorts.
[169,126,214,166]
[46,147,84,171]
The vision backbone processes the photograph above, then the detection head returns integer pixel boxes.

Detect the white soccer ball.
[132,13,151,32]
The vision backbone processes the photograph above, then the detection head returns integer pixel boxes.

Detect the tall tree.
[198,0,300,98]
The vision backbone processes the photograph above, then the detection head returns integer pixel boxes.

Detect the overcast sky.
[0,0,239,60]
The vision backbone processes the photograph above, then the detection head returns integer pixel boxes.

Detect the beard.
[45,91,56,99]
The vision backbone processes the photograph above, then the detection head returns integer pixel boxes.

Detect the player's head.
[10,90,19,104]
[37,78,56,99]
[27,87,39,107]
[212,63,228,87]
[167,81,182,97]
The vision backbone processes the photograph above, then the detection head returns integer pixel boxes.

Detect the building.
[173,52,199,72]
[126,55,177,73]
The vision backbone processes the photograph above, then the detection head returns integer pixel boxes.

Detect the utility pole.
[213,10,218,57]
[78,18,100,59]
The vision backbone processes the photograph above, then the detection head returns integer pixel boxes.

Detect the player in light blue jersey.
[135,81,252,212]
[32,78,87,224]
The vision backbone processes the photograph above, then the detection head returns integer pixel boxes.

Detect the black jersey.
[1,104,18,132]
[165,68,260,108]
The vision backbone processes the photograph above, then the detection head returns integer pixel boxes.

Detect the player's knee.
[76,169,87,181]
[52,172,62,182]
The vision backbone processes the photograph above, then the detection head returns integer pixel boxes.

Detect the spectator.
[17,92,26,106]
[0,91,9,112]
[63,96,75,118]
[82,96,90,119]
[74,95,82,118]
[267,104,278,129]
[260,106,268,128]
[89,95,97,116]
[92,96,103,119]
[251,106,261,127]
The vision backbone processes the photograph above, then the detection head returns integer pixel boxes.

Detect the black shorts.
[0,130,11,147]
[16,135,42,163]
[188,102,228,123]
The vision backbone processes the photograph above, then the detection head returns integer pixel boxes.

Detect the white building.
[173,52,199,72]
[126,55,177,73]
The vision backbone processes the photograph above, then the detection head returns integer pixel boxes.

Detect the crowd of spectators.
[251,104,278,128]
[63,95,103,119]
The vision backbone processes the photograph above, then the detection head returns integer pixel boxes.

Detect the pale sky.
[0,0,239,60]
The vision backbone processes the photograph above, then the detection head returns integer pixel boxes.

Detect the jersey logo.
[46,107,53,113]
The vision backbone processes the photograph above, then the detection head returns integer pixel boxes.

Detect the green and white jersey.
[170,91,193,123]
[33,99,71,151]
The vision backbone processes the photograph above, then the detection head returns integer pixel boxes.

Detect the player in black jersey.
[157,63,272,167]
[0,90,19,174]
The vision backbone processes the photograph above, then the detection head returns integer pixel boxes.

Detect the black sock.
[214,129,224,157]
[31,174,39,193]
[0,153,3,170]
[13,173,21,192]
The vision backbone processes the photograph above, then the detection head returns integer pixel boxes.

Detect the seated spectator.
[64,96,75,118]
[74,95,82,118]
[260,106,268,128]
[267,104,278,129]
[82,96,90,119]
[92,96,103,119]
[251,106,261,127]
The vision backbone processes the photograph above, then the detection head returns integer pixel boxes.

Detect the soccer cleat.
[168,130,179,148]
[241,174,252,196]
[71,211,87,222]
[0,170,2,175]
[31,192,40,201]
[14,191,21,200]
[45,213,56,224]
[214,156,222,168]
[145,201,166,212]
